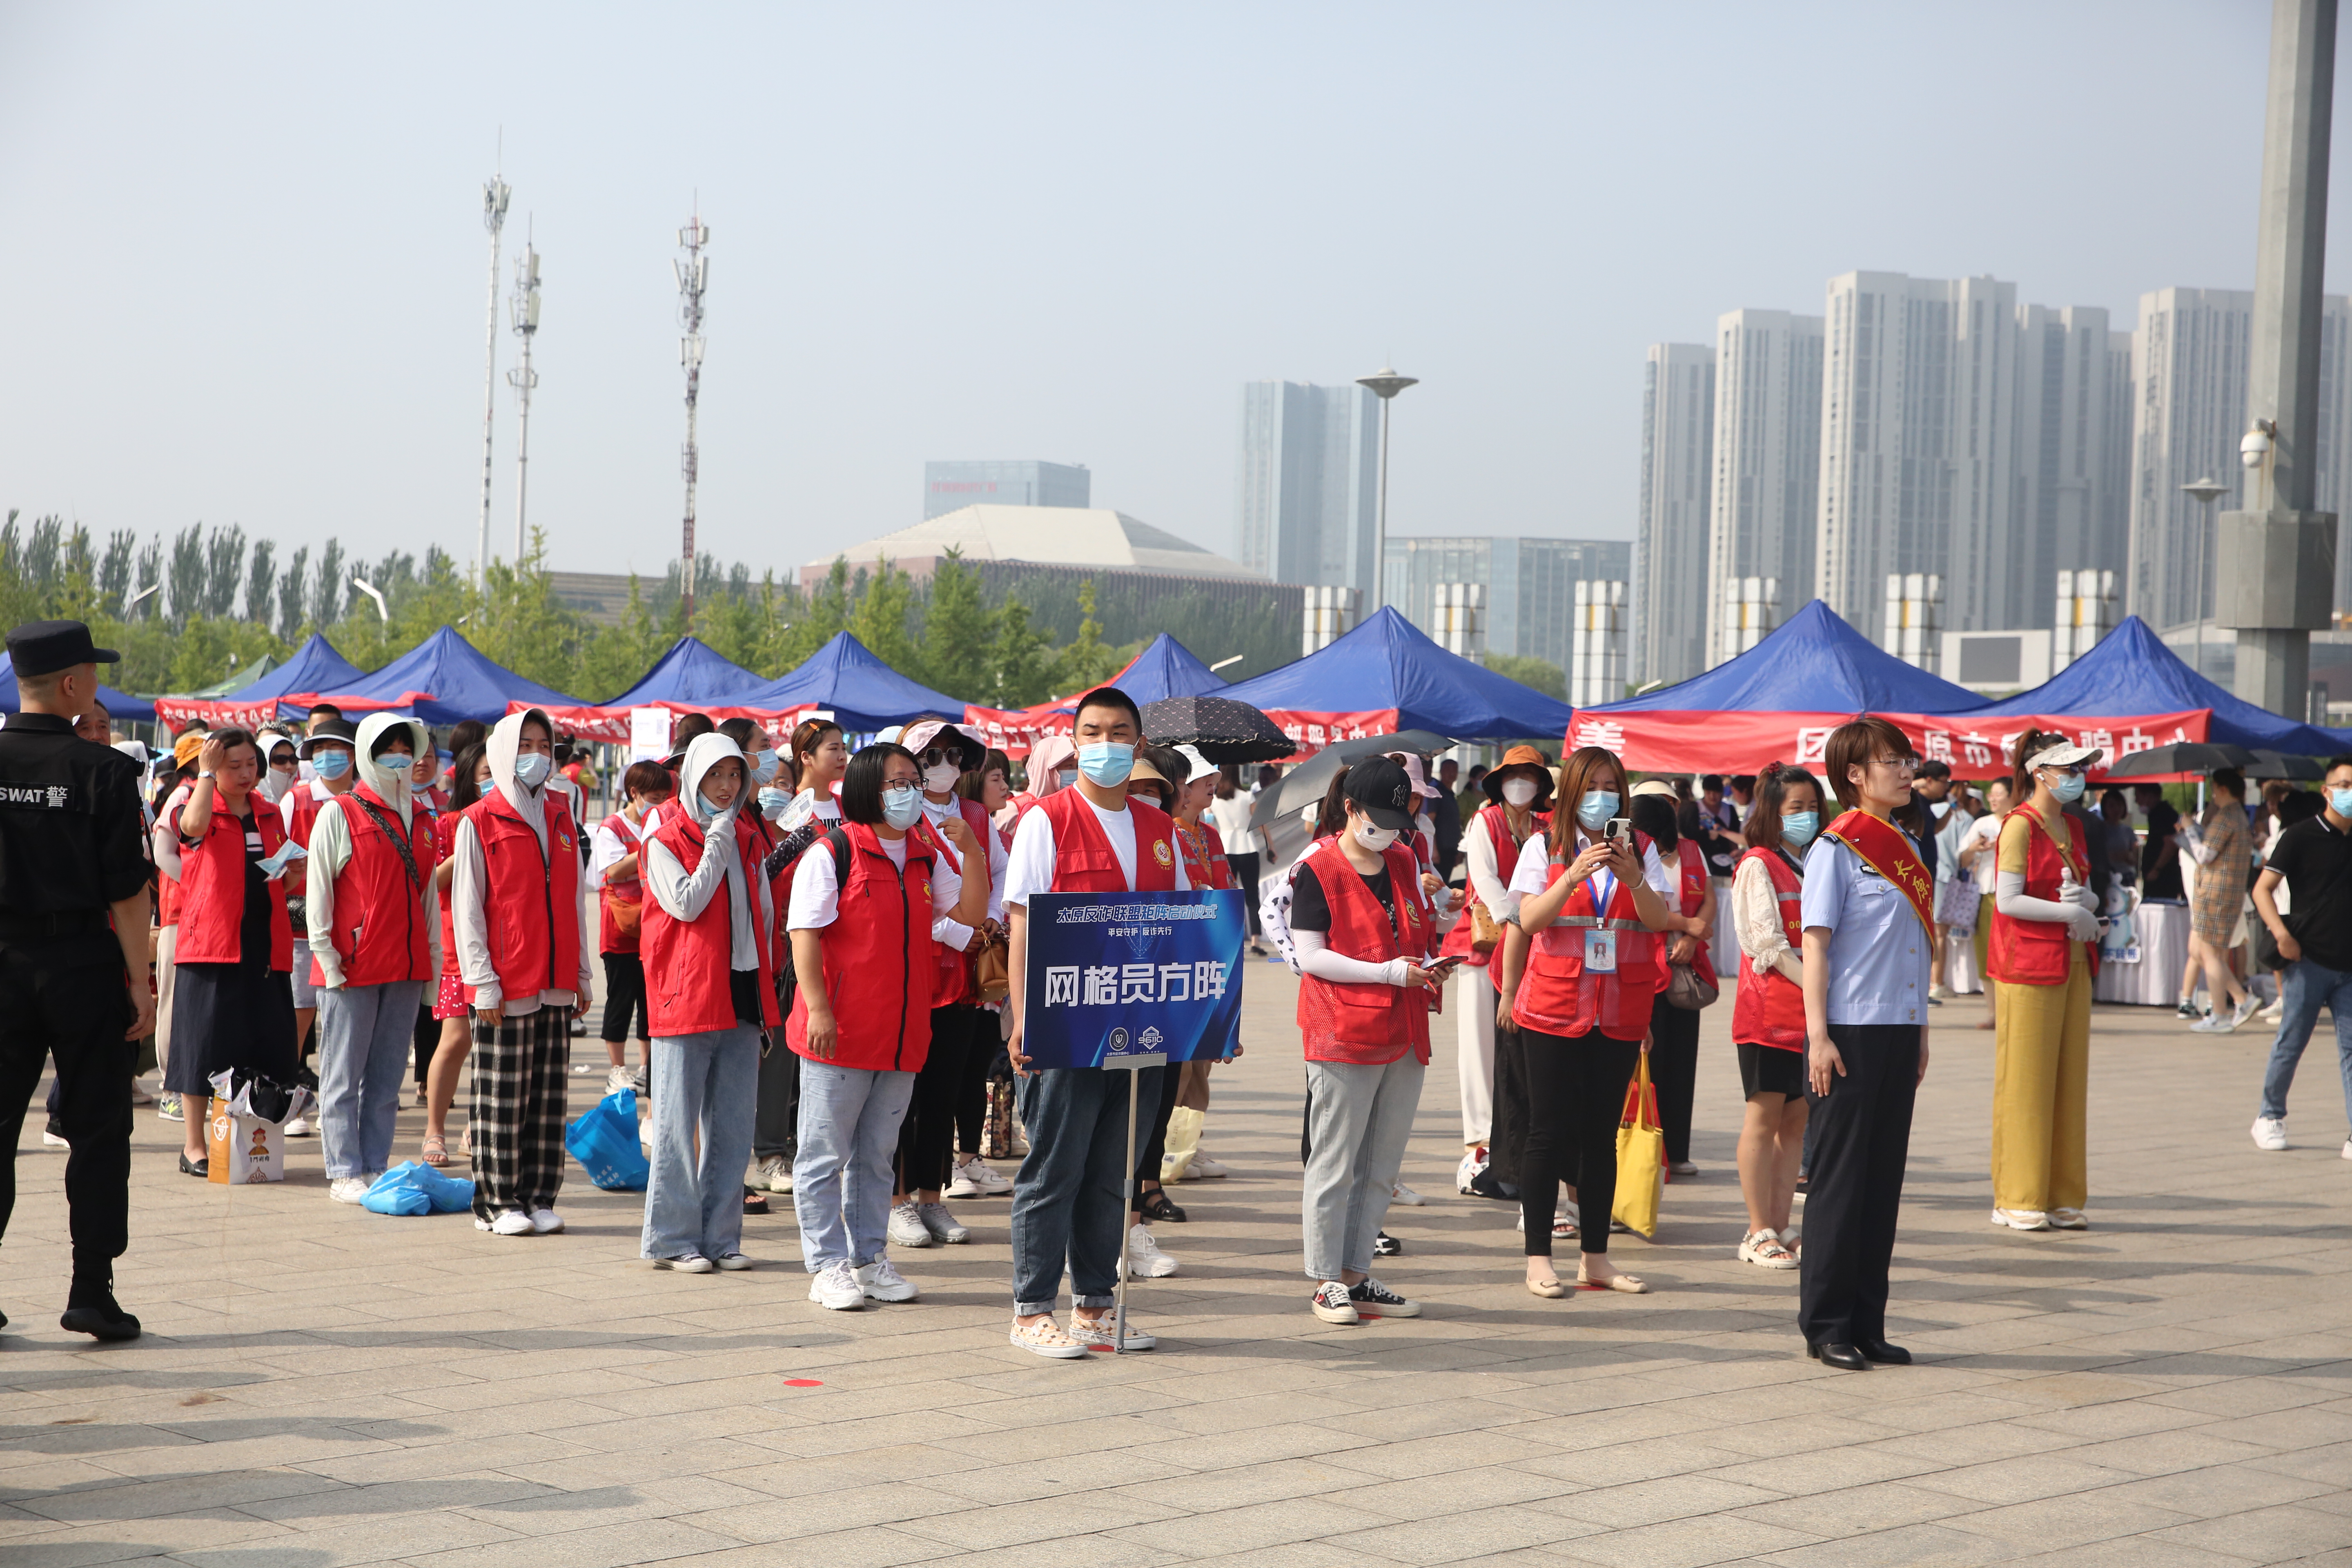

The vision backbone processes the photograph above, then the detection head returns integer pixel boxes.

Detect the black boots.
[60,1272,139,1341]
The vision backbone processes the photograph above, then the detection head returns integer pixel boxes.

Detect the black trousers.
[1489,1018,1532,1187]
[1227,854,1263,936]
[1798,1023,1920,1347]
[1519,1028,1642,1257]
[0,937,136,1275]
[753,1030,800,1163]
[953,1016,1000,1157]
[1646,993,1700,1165]
[600,951,649,1044]
[1138,1051,1182,1182]
[895,1003,978,1194]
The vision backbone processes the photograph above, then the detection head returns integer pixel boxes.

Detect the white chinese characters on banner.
[1040,960,1230,1009]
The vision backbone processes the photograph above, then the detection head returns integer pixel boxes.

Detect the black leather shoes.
[178,1152,207,1179]
[60,1295,140,1342]
[1857,1339,1912,1365]
[1807,1341,1870,1370]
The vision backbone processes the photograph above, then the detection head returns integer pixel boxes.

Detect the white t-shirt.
[1208,792,1256,857]
[1508,833,1674,903]
[1003,795,1192,908]
[1961,812,2004,895]
[786,828,966,948]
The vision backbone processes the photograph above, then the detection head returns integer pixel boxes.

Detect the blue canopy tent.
[289,625,593,727]
[709,632,969,734]
[600,636,764,708]
[1966,615,2352,756]
[1217,606,1575,744]
[1065,634,1230,708]
[0,655,157,726]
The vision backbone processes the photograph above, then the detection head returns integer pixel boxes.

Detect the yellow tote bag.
[1613,1054,1664,1238]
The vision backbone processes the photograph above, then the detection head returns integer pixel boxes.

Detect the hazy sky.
[1,2,2341,586]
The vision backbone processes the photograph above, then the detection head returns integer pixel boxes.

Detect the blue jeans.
[1009,1065,1161,1316]
[1302,1058,1425,1281]
[2258,958,2352,1127]
[641,1024,761,1262]
[317,979,425,1179]
[791,1057,914,1273]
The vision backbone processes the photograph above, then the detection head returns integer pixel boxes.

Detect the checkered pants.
[470,1007,569,1220]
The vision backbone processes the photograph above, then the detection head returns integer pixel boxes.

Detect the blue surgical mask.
[2331,786,2352,817]
[2049,772,2087,804]
[757,786,792,817]
[750,753,780,785]
[1782,811,1820,849]
[1077,742,1135,787]
[312,749,352,781]
[882,784,924,830]
[1575,790,1620,832]
[512,752,552,789]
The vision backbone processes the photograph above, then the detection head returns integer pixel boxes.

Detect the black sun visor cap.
[1343,755,1417,833]
[297,718,359,759]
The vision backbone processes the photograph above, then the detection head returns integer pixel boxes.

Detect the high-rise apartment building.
[1235,381,1379,598]
[1816,272,2021,637]
[1384,536,1630,674]
[2010,305,2130,633]
[1633,344,1715,688]
[923,460,1090,519]
[2127,287,2352,638]
[1704,310,1823,668]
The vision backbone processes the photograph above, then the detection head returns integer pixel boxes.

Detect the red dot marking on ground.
[782,1379,824,1387]
[1084,1344,1116,1353]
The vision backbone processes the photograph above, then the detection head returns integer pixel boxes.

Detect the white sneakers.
[808,1260,863,1310]
[1391,1181,1427,1206]
[947,1156,1010,1198]
[528,1208,564,1234]
[714,1252,753,1271]
[2049,1208,2088,1229]
[1126,1225,1180,1278]
[2253,1116,2290,1151]
[604,1066,638,1098]
[283,1114,313,1138]
[1187,1151,1229,1179]
[856,1259,919,1302]
[755,1155,794,1194]
[2341,1137,2352,1162]
[918,1203,969,1244]
[887,1201,933,1249]
[479,1210,537,1236]
[328,1176,371,1205]
[1456,1148,1488,1194]
[1990,1207,2051,1231]
[655,1253,713,1273]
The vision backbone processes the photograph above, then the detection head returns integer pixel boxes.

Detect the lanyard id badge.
[1584,927,1617,973]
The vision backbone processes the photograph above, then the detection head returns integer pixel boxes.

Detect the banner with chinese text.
[1561,709,2211,776]
[1021,890,1246,1069]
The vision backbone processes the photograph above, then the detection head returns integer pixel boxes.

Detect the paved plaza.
[4,968,2351,1568]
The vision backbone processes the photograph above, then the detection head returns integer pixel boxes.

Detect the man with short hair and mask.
[282,718,362,1118]
[305,715,442,1204]
[452,708,594,1237]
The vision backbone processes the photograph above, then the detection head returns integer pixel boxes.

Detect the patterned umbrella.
[1140,695,1295,764]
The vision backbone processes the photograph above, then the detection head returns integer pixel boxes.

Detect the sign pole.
[1110,1053,1163,1355]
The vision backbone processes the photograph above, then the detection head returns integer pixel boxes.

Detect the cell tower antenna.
[476,157,512,588]
[676,200,709,622]
[509,222,542,566]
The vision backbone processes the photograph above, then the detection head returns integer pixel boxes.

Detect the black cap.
[298,718,359,758]
[7,619,120,678]
[1344,756,1417,833]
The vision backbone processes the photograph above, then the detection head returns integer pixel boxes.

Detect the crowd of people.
[5,613,2350,1366]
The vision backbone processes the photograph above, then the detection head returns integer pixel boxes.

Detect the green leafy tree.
[986,597,1054,708]
[1045,579,1122,695]
[920,548,992,701]
[849,555,919,673]
[1486,653,1566,701]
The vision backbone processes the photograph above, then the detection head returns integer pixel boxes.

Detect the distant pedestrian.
[2248,757,2352,1153]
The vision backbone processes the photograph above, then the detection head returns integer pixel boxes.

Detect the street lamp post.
[1356,367,1418,612]
[2182,476,2227,679]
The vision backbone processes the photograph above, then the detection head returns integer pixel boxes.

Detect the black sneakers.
[1373,1231,1401,1257]
[61,1278,139,1342]
[1348,1277,1421,1317]
[1310,1281,1359,1324]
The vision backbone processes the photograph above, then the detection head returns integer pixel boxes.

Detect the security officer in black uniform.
[0,620,152,1340]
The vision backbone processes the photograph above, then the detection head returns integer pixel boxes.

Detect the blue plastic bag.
[362,1160,476,1216]
[565,1088,650,1191]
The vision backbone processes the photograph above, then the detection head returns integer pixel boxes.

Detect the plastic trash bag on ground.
[363,1160,477,1216]
[566,1087,650,1191]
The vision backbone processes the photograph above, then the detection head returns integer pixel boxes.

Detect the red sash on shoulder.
[1822,809,1935,939]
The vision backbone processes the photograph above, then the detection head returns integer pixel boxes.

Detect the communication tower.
[476,169,512,588]
[509,232,542,565]
[676,208,709,621]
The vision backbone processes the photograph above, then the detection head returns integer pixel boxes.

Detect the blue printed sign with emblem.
[1019,889,1246,1070]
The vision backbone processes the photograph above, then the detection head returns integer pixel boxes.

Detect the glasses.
[1870,757,1918,773]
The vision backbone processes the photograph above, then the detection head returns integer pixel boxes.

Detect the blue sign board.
[1020,889,1247,1069]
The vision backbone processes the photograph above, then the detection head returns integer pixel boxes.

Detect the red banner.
[512,700,813,748]
[1563,708,2213,777]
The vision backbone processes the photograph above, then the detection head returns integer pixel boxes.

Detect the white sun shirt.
[1002,795,1192,908]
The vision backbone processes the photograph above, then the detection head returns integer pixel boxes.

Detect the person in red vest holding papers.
[1798,716,1933,1371]
[1987,731,2105,1233]
[1292,757,1441,1325]
[1441,746,1550,1201]
[1728,762,1823,1271]
[1002,686,1189,1359]
[420,744,490,1167]
[306,715,440,1205]
[786,742,987,1310]
[452,709,594,1238]
[1497,745,1679,1298]
[638,733,777,1273]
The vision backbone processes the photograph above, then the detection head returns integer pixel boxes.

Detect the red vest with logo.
[318,785,438,988]
[176,801,293,970]
[597,810,648,955]
[924,797,993,1007]
[642,806,780,1036]
[1668,845,1717,990]
[156,783,192,927]
[461,789,582,1006]
[1437,804,1548,981]
[1176,819,1232,891]
[434,811,463,977]
[1730,846,1807,1051]
[1987,807,2097,985]
[1514,832,1661,1041]
[786,821,938,1071]
[1294,840,1435,1066]
[281,784,329,896]
[1039,787,1178,893]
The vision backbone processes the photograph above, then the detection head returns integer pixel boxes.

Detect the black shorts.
[1737,1041,1806,1101]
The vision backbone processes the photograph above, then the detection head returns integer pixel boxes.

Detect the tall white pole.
[1356,368,1417,613]
[677,209,709,623]
[510,236,541,566]
[477,173,511,588]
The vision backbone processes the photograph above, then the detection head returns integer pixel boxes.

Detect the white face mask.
[1355,822,1401,852]
[922,763,960,794]
[1502,779,1538,808]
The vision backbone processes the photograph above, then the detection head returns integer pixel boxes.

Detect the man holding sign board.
[1004,686,1246,1359]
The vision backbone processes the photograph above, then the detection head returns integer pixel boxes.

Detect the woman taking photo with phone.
[1497,745,1678,1297]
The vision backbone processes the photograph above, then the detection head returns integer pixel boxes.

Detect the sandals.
[420,1134,450,1168]
[1578,1267,1649,1294]
[1140,1188,1187,1224]
[743,1186,771,1216]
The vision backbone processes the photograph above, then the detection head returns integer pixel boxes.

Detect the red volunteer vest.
[461,788,583,1006]
[1437,804,1548,981]
[786,821,937,1071]
[1730,846,1807,1051]
[318,784,438,988]
[1038,788,1178,893]
[1668,846,1717,990]
[1175,819,1232,890]
[175,801,293,971]
[1515,831,1661,1041]
[434,811,463,977]
[1294,840,1435,1066]
[924,797,993,1007]
[641,806,780,1037]
[1987,806,2098,986]
[281,784,330,895]
[598,810,648,955]
[156,782,192,927]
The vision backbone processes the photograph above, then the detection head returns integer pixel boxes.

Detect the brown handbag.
[973,933,1011,1005]
[1470,902,1502,956]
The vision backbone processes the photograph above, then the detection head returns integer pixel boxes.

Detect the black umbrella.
[2103,742,2256,779]
[1248,729,1457,835]
[1140,695,1294,765]
[2247,749,2326,780]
